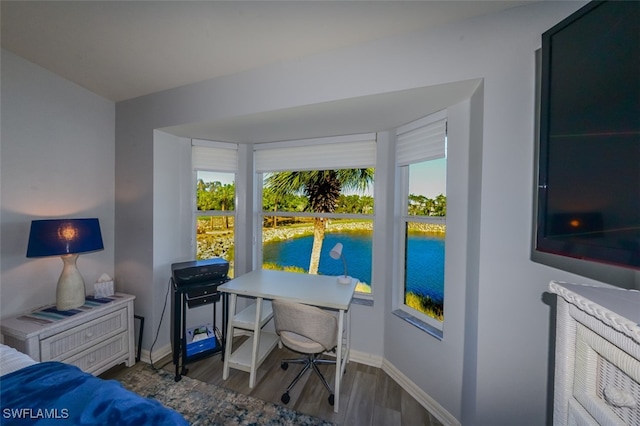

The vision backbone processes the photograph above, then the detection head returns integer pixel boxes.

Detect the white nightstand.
[0,293,136,375]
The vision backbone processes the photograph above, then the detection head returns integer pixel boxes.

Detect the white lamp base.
[56,254,86,311]
[336,275,352,285]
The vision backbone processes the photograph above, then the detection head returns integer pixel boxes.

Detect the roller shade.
[192,140,238,172]
[396,111,447,166]
[255,134,376,172]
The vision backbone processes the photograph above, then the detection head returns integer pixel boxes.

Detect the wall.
[1,49,115,318]
[0,2,608,424]
[0,3,592,424]
[116,3,599,424]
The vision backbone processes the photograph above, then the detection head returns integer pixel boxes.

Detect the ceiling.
[165,79,482,142]
[2,1,531,142]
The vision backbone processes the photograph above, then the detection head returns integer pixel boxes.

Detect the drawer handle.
[603,385,636,408]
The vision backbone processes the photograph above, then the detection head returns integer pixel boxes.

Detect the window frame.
[254,135,377,295]
[394,111,448,336]
[192,141,238,266]
[397,164,446,332]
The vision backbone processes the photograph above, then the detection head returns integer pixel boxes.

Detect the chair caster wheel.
[281,362,288,370]
[328,394,334,406]
[281,392,291,404]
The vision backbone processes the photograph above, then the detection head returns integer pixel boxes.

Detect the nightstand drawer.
[574,323,640,426]
[62,333,129,374]
[40,308,127,361]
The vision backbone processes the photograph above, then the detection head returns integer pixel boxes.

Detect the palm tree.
[265,169,374,274]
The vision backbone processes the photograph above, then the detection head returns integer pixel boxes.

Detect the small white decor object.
[94,273,114,298]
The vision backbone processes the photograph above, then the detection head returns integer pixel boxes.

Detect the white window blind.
[396,111,447,166]
[192,140,238,172]
[255,133,376,172]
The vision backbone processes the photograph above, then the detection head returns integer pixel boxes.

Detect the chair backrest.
[272,299,338,351]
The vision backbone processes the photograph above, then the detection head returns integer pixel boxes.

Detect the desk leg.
[221,293,228,361]
[248,297,263,388]
[222,293,237,380]
[344,307,351,369]
[334,308,345,413]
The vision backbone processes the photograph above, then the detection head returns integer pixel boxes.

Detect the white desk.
[219,269,356,413]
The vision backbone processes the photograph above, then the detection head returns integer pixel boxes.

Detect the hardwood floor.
[103,336,443,426]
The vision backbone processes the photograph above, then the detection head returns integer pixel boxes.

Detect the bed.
[0,344,187,425]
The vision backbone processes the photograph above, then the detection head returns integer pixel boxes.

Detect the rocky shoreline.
[197,220,445,260]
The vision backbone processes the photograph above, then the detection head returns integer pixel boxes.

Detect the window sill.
[392,309,443,340]
[352,296,373,307]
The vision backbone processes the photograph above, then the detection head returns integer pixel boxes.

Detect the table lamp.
[329,242,352,285]
[26,218,104,311]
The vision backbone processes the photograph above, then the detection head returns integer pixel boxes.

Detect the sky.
[410,157,447,198]
[198,171,234,185]
[198,157,447,199]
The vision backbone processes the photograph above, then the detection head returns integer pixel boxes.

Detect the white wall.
[1,49,115,318]
[116,3,596,424]
[150,131,229,354]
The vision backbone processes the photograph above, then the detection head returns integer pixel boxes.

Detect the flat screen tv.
[536,1,640,281]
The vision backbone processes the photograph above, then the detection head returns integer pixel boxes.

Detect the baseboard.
[140,343,172,366]
[348,349,384,367]
[381,358,460,426]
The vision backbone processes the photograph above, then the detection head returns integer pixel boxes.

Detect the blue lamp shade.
[27,218,104,258]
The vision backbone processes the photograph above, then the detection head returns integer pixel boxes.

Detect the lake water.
[263,231,445,301]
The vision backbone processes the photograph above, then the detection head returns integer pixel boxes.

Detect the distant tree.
[408,193,446,216]
[433,193,447,217]
[197,180,236,229]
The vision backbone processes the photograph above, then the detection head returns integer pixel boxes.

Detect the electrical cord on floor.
[149,276,172,371]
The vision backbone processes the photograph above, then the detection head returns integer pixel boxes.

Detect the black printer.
[171,258,229,287]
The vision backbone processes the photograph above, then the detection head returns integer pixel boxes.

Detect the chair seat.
[280,331,325,353]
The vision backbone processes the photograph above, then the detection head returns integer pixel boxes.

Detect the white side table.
[1,293,136,376]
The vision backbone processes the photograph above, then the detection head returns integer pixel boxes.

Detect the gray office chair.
[272,299,338,406]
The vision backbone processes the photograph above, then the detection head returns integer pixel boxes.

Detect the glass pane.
[262,169,374,214]
[404,221,444,321]
[404,158,446,321]
[196,171,235,212]
[261,168,374,294]
[262,216,372,294]
[196,215,234,278]
[408,158,447,217]
[196,171,235,277]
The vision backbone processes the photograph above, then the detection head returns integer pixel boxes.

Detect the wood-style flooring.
[102,336,444,426]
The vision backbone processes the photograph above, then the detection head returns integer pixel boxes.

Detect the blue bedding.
[0,362,188,425]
